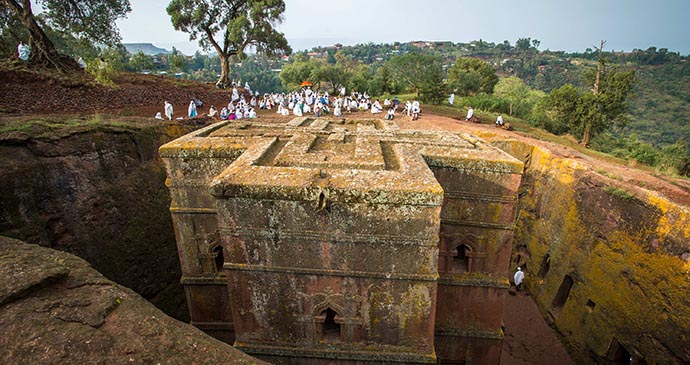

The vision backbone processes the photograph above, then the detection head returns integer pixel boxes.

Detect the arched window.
[607,339,633,365]
[213,245,224,273]
[453,244,471,273]
[552,274,573,310]
[320,308,341,343]
[538,254,551,278]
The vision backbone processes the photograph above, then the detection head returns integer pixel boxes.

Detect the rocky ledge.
[0,236,265,364]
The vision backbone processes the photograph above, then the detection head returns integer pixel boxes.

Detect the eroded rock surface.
[0,121,200,319]
[0,236,265,365]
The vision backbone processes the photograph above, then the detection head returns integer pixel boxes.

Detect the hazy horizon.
[114,0,689,56]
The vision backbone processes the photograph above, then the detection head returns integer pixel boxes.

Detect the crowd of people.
[156,84,516,133]
[158,83,426,122]
[263,87,423,121]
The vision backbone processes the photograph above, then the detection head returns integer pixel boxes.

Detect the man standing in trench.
[514,267,525,291]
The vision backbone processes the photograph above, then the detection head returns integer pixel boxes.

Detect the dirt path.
[501,292,574,365]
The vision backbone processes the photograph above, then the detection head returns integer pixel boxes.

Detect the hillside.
[0,60,250,119]
[627,62,690,146]
[307,41,690,152]
[123,43,171,55]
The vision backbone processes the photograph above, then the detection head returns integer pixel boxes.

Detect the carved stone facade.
[160,118,523,364]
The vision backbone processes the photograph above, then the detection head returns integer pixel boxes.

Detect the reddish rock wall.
[494,139,690,364]
[0,236,266,364]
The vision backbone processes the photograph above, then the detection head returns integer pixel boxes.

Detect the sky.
[115,0,690,55]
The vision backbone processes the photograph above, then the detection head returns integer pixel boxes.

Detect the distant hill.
[124,43,170,55]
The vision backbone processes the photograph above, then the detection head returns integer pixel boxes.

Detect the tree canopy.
[1,0,131,71]
[448,57,498,96]
[167,0,291,87]
[387,53,445,98]
[494,76,544,117]
[543,63,635,145]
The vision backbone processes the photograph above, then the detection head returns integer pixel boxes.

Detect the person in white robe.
[349,99,357,112]
[155,112,164,120]
[496,115,504,127]
[220,107,229,120]
[293,103,303,116]
[383,98,391,107]
[386,108,394,120]
[188,101,197,118]
[466,107,474,121]
[232,86,240,102]
[333,104,342,117]
[235,108,243,119]
[371,100,383,114]
[164,101,173,120]
[17,41,30,61]
[514,267,524,290]
[448,93,455,105]
[208,105,218,118]
[248,108,257,118]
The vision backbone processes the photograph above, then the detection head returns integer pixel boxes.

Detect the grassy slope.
[626,63,690,147]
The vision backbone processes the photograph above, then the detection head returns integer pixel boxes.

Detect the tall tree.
[494,76,534,116]
[448,57,498,96]
[418,62,447,105]
[169,47,187,73]
[129,51,155,72]
[167,0,291,87]
[386,53,444,97]
[544,58,635,146]
[1,0,131,72]
[279,55,321,90]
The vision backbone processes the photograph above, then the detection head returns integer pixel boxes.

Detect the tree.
[1,0,131,71]
[579,41,636,146]
[386,53,444,97]
[279,56,321,90]
[495,76,536,116]
[167,0,291,87]
[129,51,155,72]
[448,57,498,96]
[169,47,187,73]
[418,62,447,105]
[313,63,350,95]
[516,37,533,52]
[544,66,635,145]
[372,64,398,95]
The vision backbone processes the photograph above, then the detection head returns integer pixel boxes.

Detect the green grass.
[604,186,636,201]
[0,114,149,137]
[0,119,81,134]
[423,103,673,178]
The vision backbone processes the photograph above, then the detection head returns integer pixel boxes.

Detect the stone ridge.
[0,236,266,365]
